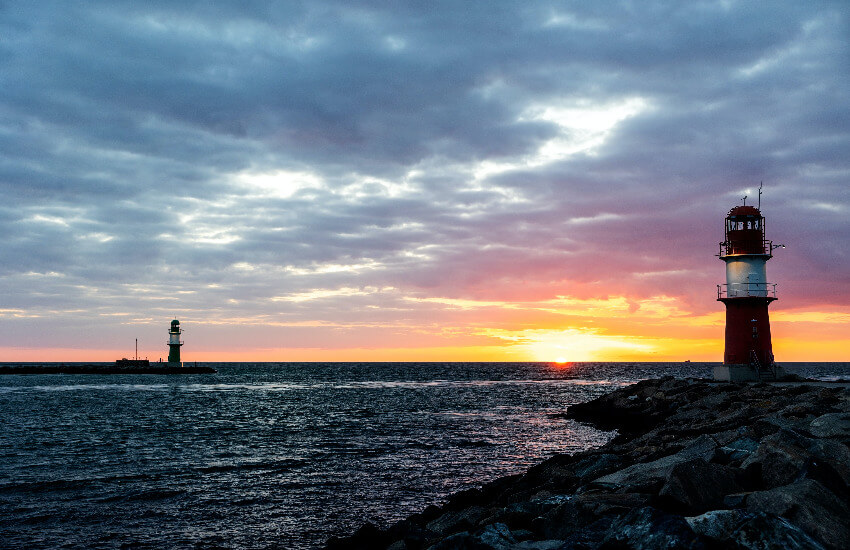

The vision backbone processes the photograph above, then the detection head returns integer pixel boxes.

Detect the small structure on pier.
[714,195,785,382]
[116,338,149,367]
[167,319,184,366]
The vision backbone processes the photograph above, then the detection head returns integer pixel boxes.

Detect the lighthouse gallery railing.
[717,283,778,299]
[717,239,775,257]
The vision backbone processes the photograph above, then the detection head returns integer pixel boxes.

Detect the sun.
[554,357,567,363]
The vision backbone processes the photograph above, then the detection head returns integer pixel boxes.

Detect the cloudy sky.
[2,1,848,362]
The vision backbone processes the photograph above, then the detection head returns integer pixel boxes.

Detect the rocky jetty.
[327,377,850,549]
[0,363,216,374]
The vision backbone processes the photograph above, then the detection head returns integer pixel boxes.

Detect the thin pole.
[135,338,138,360]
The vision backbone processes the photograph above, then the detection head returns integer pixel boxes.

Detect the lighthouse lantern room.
[714,203,784,382]
[167,319,183,366]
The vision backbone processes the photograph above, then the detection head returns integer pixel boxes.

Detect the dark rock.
[566,377,683,434]
[427,531,489,550]
[601,506,707,549]
[428,523,564,550]
[385,518,433,549]
[658,458,743,514]
[480,499,560,532]
[558,516,614,550]
[686,509,749,541]
[572,453,623,481]
[473,523,517,550]
[808,438,850,492]
[722,492,751,508]
[716,436,760,464]
[527,491,646,542]
[533,499,600,540]
[519,457,578,493]
[592,434,717,492]
[742,428,850,491]
[572,492,651,518]
[742,429,813,488]
[427,506,487,537]
[730,513,826,550]
[746,479,850,550]
[808,412,850,439]
[446,488,486,510]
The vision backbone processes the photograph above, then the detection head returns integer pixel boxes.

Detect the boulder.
[572,492,651,517]
[427,506,487,537]
[686,509,749,540]
[602,506,706,549]
[746,479,850,550]
[730,513,826,550]
[742,428,850,491]
[742,429,812,488]
[592,434,717,492]
[722,492,751,508]
[808,412,850,439]
[565,377,683,433]
[427,523,564,550]
[571,453,622,481]
[557,516,614,549]
[475,523,517,550]
[427,531,490,550]
[480,499,559,532]
[717,436,760,464]
[658,458,743,514]
[807,437,850,492]
[532,500,597,540]
[517,459,578,494]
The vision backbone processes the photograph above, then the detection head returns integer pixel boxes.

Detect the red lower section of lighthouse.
[719,297,775,366]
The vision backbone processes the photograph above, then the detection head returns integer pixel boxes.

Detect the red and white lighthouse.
[714,203,783,381]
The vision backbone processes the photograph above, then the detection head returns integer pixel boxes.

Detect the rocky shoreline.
[327,377,850,549]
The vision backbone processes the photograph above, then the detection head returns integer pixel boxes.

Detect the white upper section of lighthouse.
[725,257,769,297]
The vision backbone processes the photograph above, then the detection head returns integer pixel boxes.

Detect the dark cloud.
[1,1,848,353]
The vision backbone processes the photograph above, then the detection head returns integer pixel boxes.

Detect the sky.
[1,1,849,362]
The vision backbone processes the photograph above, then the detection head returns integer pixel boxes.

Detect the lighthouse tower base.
[713,363,788,383]
[713,364,760,382]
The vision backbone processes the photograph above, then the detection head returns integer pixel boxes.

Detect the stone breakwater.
[0,364,216,374]
[327,377,850,549]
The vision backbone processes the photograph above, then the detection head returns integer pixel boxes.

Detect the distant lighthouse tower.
[714,200,783,381]
[167,319,183,366]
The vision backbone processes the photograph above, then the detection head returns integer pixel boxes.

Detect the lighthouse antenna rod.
[135,338,138,360]
[758,181,763,210]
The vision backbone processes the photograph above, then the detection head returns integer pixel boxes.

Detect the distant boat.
[683,360,691,363]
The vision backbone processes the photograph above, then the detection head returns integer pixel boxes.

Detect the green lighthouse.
[167,319,183,365]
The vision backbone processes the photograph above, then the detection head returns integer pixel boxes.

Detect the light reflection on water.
[0,361,847,549]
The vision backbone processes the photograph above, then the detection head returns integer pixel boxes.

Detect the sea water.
[0,362,846,549]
